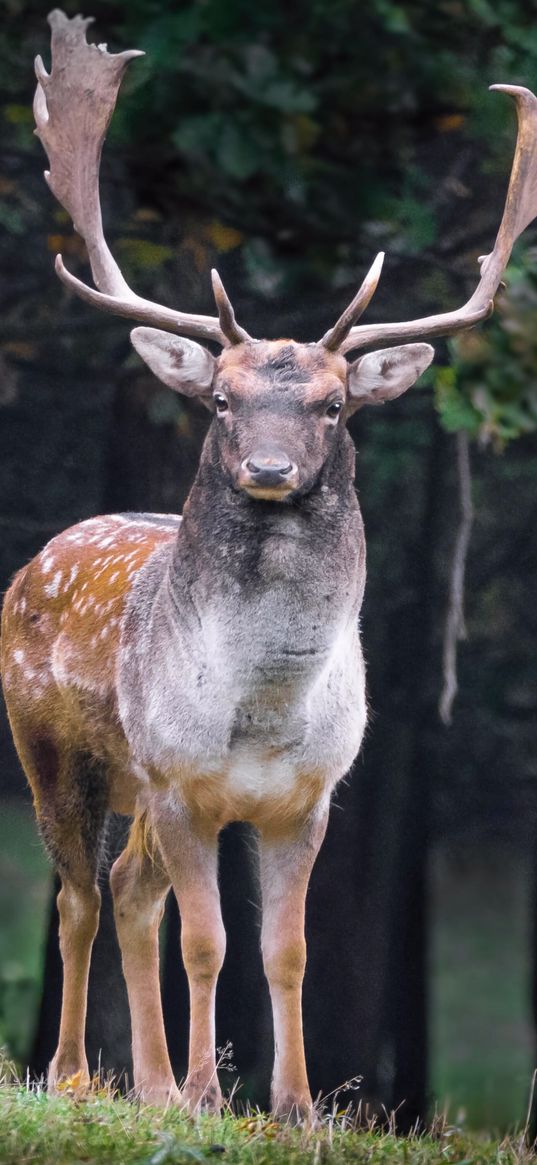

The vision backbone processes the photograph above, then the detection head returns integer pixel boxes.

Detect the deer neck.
[119,427,366,777]
[173,425,363,604]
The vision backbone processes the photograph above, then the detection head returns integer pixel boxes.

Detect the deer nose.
[243,451,296,488]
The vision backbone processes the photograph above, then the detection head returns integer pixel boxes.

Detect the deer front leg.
[259,800,329,1123]
[152,797,226,1114]
[110,830,180,1106]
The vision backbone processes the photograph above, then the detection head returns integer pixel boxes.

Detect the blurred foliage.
[0,804,49,1062]
[435,247,537,446]
[2,0,537,437]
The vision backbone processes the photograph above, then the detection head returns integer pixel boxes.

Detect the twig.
[521,1067,537,1152]
[439,430,474,725]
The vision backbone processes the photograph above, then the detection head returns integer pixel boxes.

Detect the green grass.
[0,1075,535,1165]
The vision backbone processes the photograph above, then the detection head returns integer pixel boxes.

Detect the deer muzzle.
[238,450,299,499]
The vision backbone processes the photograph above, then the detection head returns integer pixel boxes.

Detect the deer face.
[211,341,348,500]
[131,329,433,502]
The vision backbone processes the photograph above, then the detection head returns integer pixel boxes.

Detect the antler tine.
[339,84,537,356]
[319,252,384,351]
[211,270,251,345]
[54,256,227,343]
[34,9,228,347]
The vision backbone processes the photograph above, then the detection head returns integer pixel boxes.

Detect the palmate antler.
[331,85,537,355]
[33,9,250,347]
[34,12,537,355]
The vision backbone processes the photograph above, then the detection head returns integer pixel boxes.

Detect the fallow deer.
[2,9,537,1120]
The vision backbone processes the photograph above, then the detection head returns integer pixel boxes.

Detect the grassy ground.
[0,1076,536,1165]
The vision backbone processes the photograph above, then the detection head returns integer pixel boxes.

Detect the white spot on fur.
[13,649,24,665]
[40,553,55,574]
[44,571,62,598]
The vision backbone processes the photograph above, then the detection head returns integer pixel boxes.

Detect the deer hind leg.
[33,743,109,1091]
[258,801,330,1124]
[110,816,181,1106]
[152,797,226,1115]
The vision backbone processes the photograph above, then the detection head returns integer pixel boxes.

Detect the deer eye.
[326,401,343,420]
[214,393,229,414]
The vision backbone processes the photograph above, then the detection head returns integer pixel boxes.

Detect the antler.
[33,9,249,347]
[325,85,537,356]
[319,252,384,351]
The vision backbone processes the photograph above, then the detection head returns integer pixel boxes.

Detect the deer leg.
[47,878,101,1089]
[36,749,109,1090]
[110,822,180,1105]
[152,798,225,1114]
[258,801,329,1123]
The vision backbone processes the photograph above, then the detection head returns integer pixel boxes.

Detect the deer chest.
[119,575,367,816]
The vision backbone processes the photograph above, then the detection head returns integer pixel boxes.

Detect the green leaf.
[116,239,174,270]
[216,123,260,180]
[434,368,482,436]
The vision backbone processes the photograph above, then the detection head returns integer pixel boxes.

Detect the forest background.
[0,0,536,1134]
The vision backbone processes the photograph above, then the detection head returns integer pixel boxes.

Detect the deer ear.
[347,343,434,411]
[130,327,215,399]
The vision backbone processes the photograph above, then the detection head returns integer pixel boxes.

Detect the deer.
[2,8,537,1121]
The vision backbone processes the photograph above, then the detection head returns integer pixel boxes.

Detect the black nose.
[244,451,294,488]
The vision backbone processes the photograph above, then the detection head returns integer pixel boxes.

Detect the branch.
[439,430,474,725]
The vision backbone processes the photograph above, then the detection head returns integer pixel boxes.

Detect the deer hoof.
[272,1092,317,1126]
[136,1079,183,1107]
[48,1051,90,1096]
[181,1080,223,1115]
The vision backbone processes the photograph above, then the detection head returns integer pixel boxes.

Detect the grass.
[0,1069,536,1165]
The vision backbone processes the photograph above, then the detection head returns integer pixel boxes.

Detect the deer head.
[129,329,433,499]
[34,11,537,500]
